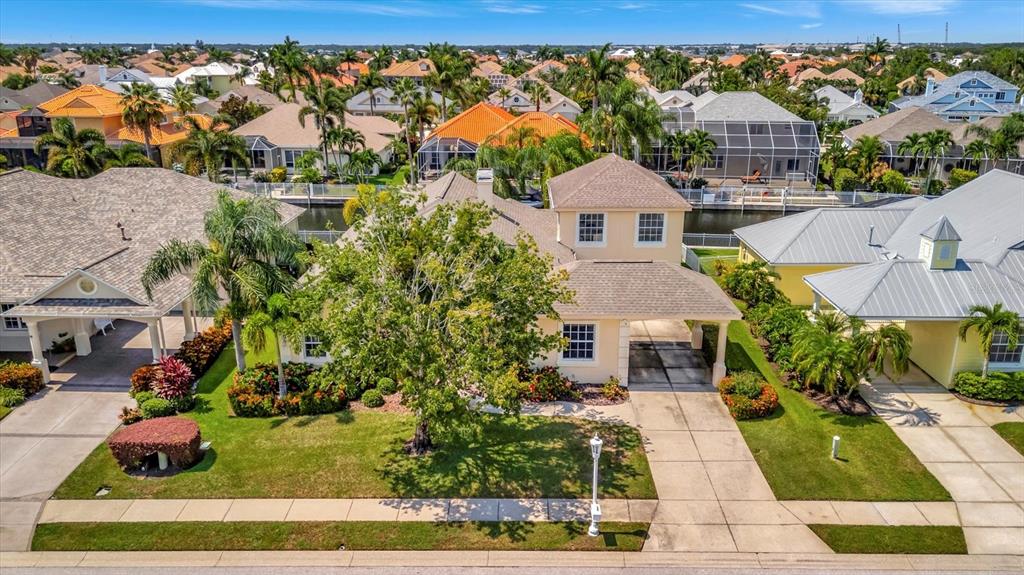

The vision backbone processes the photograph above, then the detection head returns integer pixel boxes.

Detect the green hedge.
[953,371,1024,402]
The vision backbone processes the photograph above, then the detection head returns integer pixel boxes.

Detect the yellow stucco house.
[283,154,742,387]
[743,170,1024,388]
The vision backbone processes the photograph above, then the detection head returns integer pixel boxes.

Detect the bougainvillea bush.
[719,372,779,420]
[519,366,581,402]
[227,362,345,417]
[107,416,202,470]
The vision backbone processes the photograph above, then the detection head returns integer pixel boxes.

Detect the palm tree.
[850,135,884,180]
[242,293,300,399]
[865,37,890,65]
[298,79,346,177]
[169,84,196,116]
[357,68,386,115]
[268,36,310,102]
[56,72,80,90]
[685,129,717,179]
[964,139,989,170]
[391,77,419,183]
[120,83,166,162]
[339,48,360,65]
[585,42,618,112]
[142,191,303,373]
[525,81,550,112]
[856,323,912,381]
[664,132,689,187]
[920,129,953,192]
[174,116,248,181]
[792,325,863,398]
[958,303,1021,378]
[34,117,107,178]
[425,53,465,123]
[345,149,382,183]
[16,47,40,73]
[897,132,925,177]
[409,92,438,178]
[103,143,156,168]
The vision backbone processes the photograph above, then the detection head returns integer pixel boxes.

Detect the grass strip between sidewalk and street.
[992,422,1024,456]
[32,521,648,552]
[808,524,967,554]
[703,320,951,502]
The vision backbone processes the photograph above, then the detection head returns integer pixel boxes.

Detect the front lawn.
[0,405,11,421]
[808,525,966,554]
[713,321,950,501]
[53,339,655,500]
[33,521,648,552]
[993,422,1024,455]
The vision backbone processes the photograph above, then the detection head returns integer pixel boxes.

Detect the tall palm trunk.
[275,334,287,399]
[403,104,415,185]
[231,319,247,372]
[440,87,448,122]
[143,129,154,162]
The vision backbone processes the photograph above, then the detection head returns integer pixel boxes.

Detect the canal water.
[296,205,785,236]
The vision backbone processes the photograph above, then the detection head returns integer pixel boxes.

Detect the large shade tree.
[291,187,571,453]
[142,191,304,372]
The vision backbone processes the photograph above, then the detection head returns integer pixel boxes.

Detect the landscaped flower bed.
[107,416,202,471]
[953,371,1024,403]
[227,362,346,417]
[0,360,45,396]
[719,371,778,420]
[518,367,629,405]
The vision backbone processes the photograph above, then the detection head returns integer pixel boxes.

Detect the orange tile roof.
[382,58,435,78]
[39,84,126,118]
[338,61,369,76]
[0,111,19,139]
[428,102,514,145]
[113,113,216,146]
[778,59,820,78]
[721,54,747,68]
[488,111,589,147]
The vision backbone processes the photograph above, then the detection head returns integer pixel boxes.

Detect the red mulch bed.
[803,389,874,416]
[350,392,410,414]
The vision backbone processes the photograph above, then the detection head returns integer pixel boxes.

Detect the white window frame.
[1,303,26,331]
[303,335,326,358]
[989,327,1024,367]
[575,212,606,247]
[559,322,598,364]
[283,149,300,169]
[635,212,666,247]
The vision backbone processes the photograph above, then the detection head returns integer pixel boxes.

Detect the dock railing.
[676,186,916,209]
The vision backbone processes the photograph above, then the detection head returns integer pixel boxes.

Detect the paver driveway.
[0,319,201,551]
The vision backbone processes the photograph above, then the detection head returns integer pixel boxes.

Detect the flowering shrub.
[720,373,778,420]
[107,416,202,470]
[0,362,44,395]
[601,376,627,400]
[175,323,232,375]
[130,365,161,396]
[153,356,194,400]
[519,366,581,402]
[227,363,344,417]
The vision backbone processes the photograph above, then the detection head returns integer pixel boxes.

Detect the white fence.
[297,230,345,243]
[682,233,741,248]
[243,183,362,200]
[676,186,917,209]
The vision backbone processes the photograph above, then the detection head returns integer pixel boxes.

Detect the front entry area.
[628,320,711,390]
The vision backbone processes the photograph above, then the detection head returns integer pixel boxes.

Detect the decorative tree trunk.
[276,335,287,399]
[231,319,247,373]
[411,420,433,454]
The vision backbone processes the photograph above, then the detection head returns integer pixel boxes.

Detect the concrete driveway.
[0,318,199,550]
[628,320,709,389]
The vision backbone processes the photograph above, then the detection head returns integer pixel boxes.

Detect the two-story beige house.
[285,154,742,388]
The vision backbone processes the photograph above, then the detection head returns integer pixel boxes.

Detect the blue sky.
[2,0,1022,45]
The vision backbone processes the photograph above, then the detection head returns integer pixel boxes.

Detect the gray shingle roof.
[547,154,692,211]
[805,259,1024,319]
[691,91,802,122]
[841,106,950,143]
[554,260,741,320]
[734,207,914,265]
[0,168,303,315]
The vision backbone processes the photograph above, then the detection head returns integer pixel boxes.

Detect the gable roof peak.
[921,215,962,242]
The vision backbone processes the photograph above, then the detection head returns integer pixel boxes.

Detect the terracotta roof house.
[720,54,747,68]
[487,83,583,120]
[0,168,303,381]
[889,71,1022,122]
[897,68,948,95]
[487,111,588,147]
[338,61,369,78]
[416,102,514,178]
[381,58,435,85]
[826,68,865,86]
[233,102,400,174]
[520,59,567,82]
[285,157,739,388]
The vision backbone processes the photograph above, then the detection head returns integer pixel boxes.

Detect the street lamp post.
[588,434,603,537]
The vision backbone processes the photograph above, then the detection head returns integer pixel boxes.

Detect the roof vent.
[116,222,132,241]
[867,225,876,246]
[475,168,494,207]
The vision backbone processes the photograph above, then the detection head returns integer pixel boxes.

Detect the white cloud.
[480,0,544,14]
[740,1,821,18]
[842,0,957,15]
[182,0,435,17]
[801,22,823,29]
[618,2,649,9]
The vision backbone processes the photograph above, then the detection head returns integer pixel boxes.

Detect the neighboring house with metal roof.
[0,168,303,382]
[889,70,1022,122]
[813,86,879,125]
[655,91,821,184]
[233,102,400,174]
[741,170,1024,387]
[285,157,741,387]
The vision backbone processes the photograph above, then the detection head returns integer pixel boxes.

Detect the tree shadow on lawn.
[377,415,644,499]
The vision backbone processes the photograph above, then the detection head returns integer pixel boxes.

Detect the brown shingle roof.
[233,102,399,152]
[554,260,741,320]
[547,154,692,211]
[841,107,950,143]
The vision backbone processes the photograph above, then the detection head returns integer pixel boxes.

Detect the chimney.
[475,168,494,208]
[925,77,935,96]
[99,64,107,84]
[867,224,875,246]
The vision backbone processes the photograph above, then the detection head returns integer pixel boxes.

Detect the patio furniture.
[740,170,766,185]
